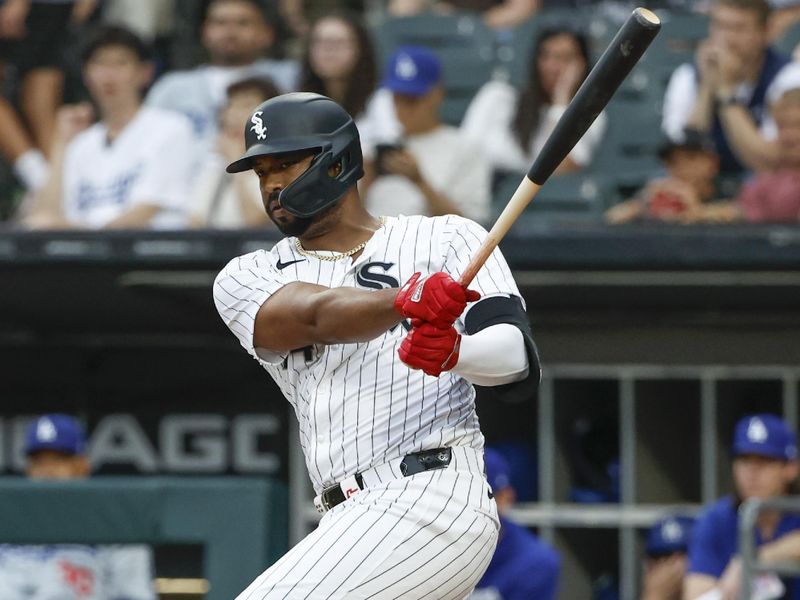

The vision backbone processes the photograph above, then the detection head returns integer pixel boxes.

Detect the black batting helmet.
[226,92,364,218]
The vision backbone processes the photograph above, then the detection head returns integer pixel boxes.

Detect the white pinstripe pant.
[237,447,499,600]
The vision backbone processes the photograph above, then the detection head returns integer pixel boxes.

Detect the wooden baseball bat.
[459,7,661,287]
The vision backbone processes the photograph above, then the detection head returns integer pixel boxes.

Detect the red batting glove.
[398,321,461,377]
[394,272,480,329]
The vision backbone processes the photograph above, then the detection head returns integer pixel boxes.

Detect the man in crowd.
[364,46,491,223]
[146,0,297,146]
[640,515,695,600]
[685,414,800,599]
[23,26,196,229]
[662,0,799,176]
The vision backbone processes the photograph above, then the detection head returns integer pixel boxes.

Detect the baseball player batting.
[213,92,540,599]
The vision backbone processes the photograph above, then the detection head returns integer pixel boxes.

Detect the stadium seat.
[372,14,495,125]
[494,14,539,88]
[492,169,618,219]
[613,61,665,105]
[775,20,800,57]
[0,162,22,222]
[642,11,709,76]
[588,101,665,200]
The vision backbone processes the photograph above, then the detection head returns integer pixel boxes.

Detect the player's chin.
[269,211,313,237]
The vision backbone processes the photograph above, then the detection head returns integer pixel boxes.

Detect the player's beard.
[266,191,343,239]
[266,190,314,237]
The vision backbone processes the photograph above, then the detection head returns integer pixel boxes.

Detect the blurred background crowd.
[0,0,800,230]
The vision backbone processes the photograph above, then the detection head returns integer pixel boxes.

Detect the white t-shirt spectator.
[190,153,264,228]
[357,88,403,159]
[365,125,491,223]
[460,79,607,173]
[146,62,298,144]
[63,107,196,229]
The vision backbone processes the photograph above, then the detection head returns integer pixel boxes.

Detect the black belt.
[319,447,453,512]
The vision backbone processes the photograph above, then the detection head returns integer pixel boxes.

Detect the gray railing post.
[739,498,763,600]
[738,496,800,600]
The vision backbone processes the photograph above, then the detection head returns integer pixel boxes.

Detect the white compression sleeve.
[452,323,529,386]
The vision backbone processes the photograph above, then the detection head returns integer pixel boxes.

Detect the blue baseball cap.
[25,414,87,456]
[732,414,798,461]
[484,448,512,492]
[645,516,695,557]
[382,46,442,96]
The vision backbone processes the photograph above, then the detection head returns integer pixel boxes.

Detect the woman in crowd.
[461,24,606,176]
[299,11,377,121]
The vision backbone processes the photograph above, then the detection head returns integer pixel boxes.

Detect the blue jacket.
[474,516,560,600]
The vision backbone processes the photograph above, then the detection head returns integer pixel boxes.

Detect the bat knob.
[633,7,661,28]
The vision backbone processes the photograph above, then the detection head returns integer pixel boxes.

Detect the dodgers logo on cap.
[661,519,684,543]
[733,414,798,461]
[36,417,58,443]
[382,46,442,97]
[395,54,418,80]
[747,417,768,443]
[645,515,695,557]
[24,414,87,456]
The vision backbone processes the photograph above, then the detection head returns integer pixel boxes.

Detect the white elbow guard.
[453,323,529,386]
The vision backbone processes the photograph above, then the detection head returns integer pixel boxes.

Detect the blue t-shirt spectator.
[473,516,560,600]
[686,414,800,600]
[689,495,800,600]
[472,448,561,600]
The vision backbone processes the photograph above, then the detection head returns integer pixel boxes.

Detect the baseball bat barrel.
[459,8,660,288]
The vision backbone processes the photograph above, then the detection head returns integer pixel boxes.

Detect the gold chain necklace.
[294,217,386,262]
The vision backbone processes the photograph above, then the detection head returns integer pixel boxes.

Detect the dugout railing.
[740,497,800,600]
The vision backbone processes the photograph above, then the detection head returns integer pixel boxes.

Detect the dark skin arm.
[254,283,403,352]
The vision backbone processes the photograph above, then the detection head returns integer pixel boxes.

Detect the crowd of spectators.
[0,0,799,229]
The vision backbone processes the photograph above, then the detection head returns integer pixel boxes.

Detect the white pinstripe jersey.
[214,214,523,493]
